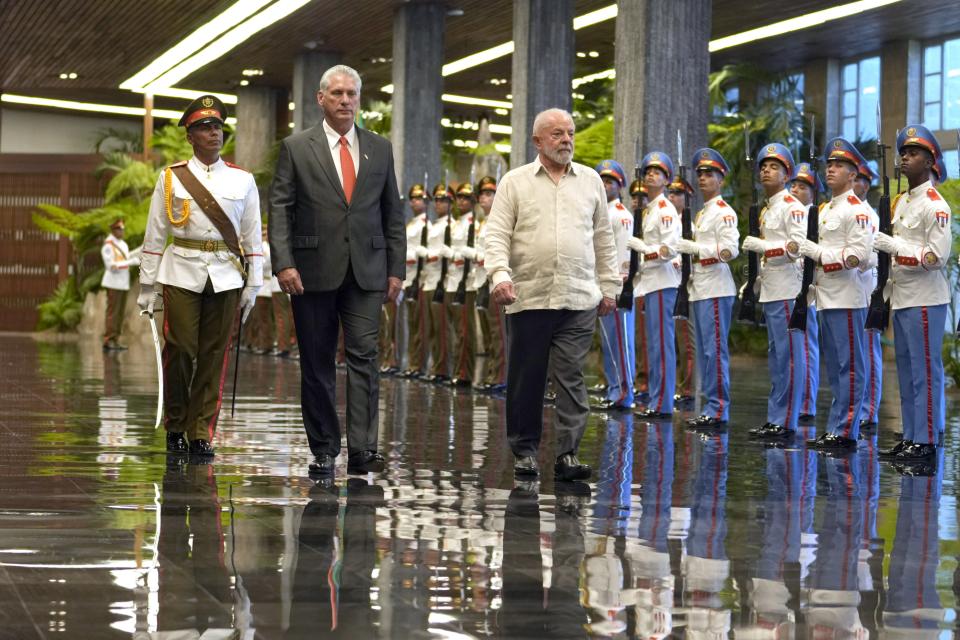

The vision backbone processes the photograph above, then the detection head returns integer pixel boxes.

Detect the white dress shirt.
[484,157,620,313]
[322,119,360,189]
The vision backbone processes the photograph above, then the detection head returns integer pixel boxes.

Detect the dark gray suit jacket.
[269,124,405,291]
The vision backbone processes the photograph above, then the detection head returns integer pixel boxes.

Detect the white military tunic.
[887,180,952,309]
[402,213,427,289]
[141,156,263,292]
[607,198,634,278]
[811,190,872,310]
[444,212,474,293]
[634,193,681,296]
[688,195,739,302]
[467,217,488,292]
[100,236,139,291]
[422,214,449,292]
[756,189,807,303]
[857,201,880,307]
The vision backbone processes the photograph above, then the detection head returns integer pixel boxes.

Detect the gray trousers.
[505,307,596,457]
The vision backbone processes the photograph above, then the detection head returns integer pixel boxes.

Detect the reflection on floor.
[0,335,957,639]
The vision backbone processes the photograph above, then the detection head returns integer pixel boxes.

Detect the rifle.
[673,129,691,319]
[454,212,475,305]
[894,129,902,194]
[865,105,892,332]
[405,171,429,300]
[433,208,451,304]
[788,115,819,331]
[618,137,642,310]
[738,123,760,324]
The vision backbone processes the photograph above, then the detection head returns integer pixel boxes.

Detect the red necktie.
[339,136,356,204]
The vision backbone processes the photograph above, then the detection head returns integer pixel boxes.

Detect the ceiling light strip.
[0,94,237,124]
[132,87,238,104]
[120,0,275,90]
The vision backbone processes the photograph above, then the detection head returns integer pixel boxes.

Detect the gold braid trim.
[164,168,190,227]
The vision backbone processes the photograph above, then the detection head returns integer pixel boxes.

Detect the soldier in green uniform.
[138,95,263,457]
[474,176,507,393]
[400,183,430,377]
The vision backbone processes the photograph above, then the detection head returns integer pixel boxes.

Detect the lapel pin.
[363,153,369,160]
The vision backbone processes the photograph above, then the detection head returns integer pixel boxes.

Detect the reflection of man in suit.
[156,461,233,636]
[270,64,406,476]
[287,478,383,639]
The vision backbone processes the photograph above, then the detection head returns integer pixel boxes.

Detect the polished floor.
[0,334,957,639]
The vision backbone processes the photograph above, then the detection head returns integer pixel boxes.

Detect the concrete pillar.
[803,58,842,144]
[613,0,710,173]
[510,0,574,168]
[391,2,445,195]
[235,86,278,172]
[881,40,921,151]
[293,50,342,132]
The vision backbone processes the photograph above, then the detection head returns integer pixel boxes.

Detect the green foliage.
[934,178,960,384]
[94,127,143,155]
[573,117,614,168]
[37,279,83,332]
[361,100,392,137]
[99,154,158,203]
[573,77,615,130]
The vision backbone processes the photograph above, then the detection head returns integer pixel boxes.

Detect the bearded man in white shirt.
[484,108,620,481]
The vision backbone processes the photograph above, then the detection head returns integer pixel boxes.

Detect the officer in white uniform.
[100,218,140,350]
[742,144,807,441]
[677,148,739,429]
[800,137,873,452]
[626,152,681,418]
[138,95,263,457]
[875,125,951,464]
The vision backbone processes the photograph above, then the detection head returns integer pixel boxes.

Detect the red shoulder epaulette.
[717,199,727,207]
[168,160,188,168]
[847,195,860,205]
[615,202,626,210]
[927,188,941,201]
[784,195,795,203]
[658,199,667,209]
[224,161,246,171]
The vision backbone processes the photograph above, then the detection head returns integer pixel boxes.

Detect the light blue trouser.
[763,300,805,431]
[800,305,820,417]
[598,307,635,406]
[861,329,882,423]
[643,288,678,414]
[820,307,867,440]
[691,296,734,421]
[893,304,947,444]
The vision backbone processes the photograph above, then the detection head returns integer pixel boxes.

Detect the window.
[841,56,880,141]
[942,149,957,182]
[923,37,960,131]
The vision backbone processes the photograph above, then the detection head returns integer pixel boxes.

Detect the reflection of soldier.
[882,449,945,638]
[804,455,866,639]
[155,462,234,637]
[857,434,884,634]
[499,486,588,638]
[287,478,383,638]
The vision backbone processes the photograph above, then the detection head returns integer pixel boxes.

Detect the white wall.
[0,108,143,154]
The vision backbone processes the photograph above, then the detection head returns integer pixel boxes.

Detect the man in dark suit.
[270,64,405,476]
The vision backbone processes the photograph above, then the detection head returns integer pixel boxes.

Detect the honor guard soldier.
[101,219,140,350]
[626,151,681,418]
[471,176,507,393]
[854,159,882,429]
[629,178,650,403]
[742,144,806,441]
[667,175,697,406]
[447,181,478,386]
[424,183,454,382]
[592,159,636,411]
[800,137,873,452]
[138,95,263,457]
[788,162,823,423]
[678,148,739,429]
[400,183,430,378]
[875,125,950,464]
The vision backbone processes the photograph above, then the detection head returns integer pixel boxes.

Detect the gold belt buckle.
[202,239,216,252]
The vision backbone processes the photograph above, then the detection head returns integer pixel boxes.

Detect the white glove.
[453,249,463,261]
[439,245,454,259]
[240,286,260,324]
[798,238,823,261]
[676,238,701,256]
[741,236,765,254]
[873,232,901,255]
[626,236,649,253]
[461,246,477,260]
[129,255,141,267]
[137,283,159,314]
[415,245,429,258]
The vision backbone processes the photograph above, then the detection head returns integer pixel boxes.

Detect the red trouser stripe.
[208,309,238,440]
[843,310,856,436]
[655,291,667,412]
[713,299,724,419]
[614,311,628,403]
[783,301,795,426]
[922,307,933,442]
[802,319,812,414]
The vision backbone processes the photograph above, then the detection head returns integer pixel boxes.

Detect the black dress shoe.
[555,452,591,481]
[749,423,793,440]
[673,394,694,405]
[895,441,937,461]
[450,377,473,388]
[879,440,911,460]
[859,419,878,433]
[806,433,857,452]
[514,455,538,476]
[348,450,385,473]
[686,415,727,429]
[309,453,335,475]
[188,439,215,457]
[591,399,635,413]
[166,431,188,453]
[433,374,451,385]
[588,383,608,396]
[798,413,816,424]
[892,459,937,476]
[636,408,672,419]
